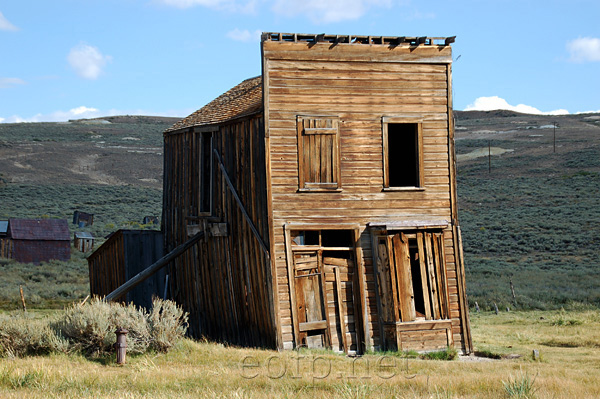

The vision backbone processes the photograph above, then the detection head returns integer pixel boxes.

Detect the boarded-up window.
[376,231,449,323]
[297,116,341,190]
[382,118,424,189]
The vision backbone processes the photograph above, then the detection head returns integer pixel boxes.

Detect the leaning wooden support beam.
[104,231,205,302]
[213,148,271,261]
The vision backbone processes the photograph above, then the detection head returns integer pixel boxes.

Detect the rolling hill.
[0,111,598,309]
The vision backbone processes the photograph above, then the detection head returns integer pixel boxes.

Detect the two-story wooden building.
[162,32,472,354]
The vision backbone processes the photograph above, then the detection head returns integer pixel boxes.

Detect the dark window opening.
[322,250,352,260]
[292,230,320,246]
[199,132,213,214]
[387,123,419,187]
[321,230,353,248]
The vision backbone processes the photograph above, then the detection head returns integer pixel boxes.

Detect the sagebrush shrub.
[0,313,68,357]
[148,298,188,352]
[109,301,151,355]
[0,298,187,358]
[54,299,115,355]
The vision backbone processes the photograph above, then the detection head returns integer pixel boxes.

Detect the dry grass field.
[1,308,599,398]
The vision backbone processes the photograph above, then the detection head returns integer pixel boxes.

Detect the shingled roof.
[9,219,70,241]
[167,76,263,133]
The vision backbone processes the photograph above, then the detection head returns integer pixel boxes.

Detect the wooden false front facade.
[162,33,472,354]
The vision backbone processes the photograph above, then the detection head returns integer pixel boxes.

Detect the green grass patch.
[419,347,458,361]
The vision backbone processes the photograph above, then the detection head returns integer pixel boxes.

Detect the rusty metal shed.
[8,218,71,264]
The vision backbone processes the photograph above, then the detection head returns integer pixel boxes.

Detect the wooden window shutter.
[297,116,341,190]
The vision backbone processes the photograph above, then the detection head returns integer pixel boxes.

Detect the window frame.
[381,116,425,191]
[297,115,342,192]
[372,228,450,324]
[197,128,215,217]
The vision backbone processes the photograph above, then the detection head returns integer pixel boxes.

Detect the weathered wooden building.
[74,232,95,252]
[142,216,159,226]
[88,230,165,309]
[0,220,10,259]
[162,32,472,354]
[73,211,94,227]
[5,218,70,264]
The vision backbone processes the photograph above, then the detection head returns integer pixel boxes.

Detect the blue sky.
[1,0,599,122]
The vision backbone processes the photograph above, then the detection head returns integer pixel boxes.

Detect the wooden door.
[293,251,331,348]
[392,233,416,322]
[323,256,358,354]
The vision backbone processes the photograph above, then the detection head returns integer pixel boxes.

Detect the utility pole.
[553,122,556,153]
[488,140,491,173]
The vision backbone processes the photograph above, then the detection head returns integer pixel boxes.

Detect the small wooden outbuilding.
[142,216,159,225]
[159,33,472,354]
[73,211,94,227]
[0,220,10,258]
[88,230,165,309]
[6,218,70,264]
[74,232,95,252]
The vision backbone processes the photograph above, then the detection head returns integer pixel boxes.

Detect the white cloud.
[0,77,26,88]
[67,44,112,80]
[464,96,569,115]
[272,0,391,23]
[0,117,4,123]
[567,37,600,63]
[155,0,257,12]
[70,106,99,116]
[226,28,261,43]
[0,11,18,31]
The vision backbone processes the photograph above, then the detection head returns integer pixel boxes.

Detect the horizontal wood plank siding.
[264,41,466,352]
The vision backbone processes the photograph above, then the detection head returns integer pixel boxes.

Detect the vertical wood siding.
[88,231,126,299]
[88,230,165,309]
[0,239,13,259]
[163,115,276,348]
